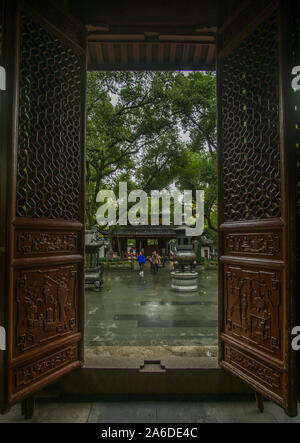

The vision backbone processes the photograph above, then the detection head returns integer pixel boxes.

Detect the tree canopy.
[86,70,217,242]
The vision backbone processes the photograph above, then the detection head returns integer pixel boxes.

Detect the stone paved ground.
[85,266,218,351]
[1,400,300,423]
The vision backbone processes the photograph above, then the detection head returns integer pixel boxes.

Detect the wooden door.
[145,245,161,257]
[0,0,86,410]
[217,0,298,416]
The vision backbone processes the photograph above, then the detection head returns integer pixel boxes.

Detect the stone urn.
[171,226,198,293]
[173,227,197,272]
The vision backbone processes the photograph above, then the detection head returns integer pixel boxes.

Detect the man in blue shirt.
[137,251,146,276]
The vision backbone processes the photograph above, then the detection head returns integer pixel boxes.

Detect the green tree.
[86,70,217,241]
[86,71,183,227]
[172,72,217,237]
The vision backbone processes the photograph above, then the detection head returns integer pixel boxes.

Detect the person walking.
[149,254,154,273]
[137,251,146,276]
[151,251,161,273]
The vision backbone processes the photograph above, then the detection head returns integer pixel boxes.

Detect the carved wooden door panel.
[0,0,86,409]
[217,0,297,416]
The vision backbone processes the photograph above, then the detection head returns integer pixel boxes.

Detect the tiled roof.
[111,225,177,237]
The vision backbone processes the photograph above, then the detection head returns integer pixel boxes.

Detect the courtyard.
[0,0,298,421]
[85,264,218,360]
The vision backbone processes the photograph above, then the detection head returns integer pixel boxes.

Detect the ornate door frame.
[0,0,298,417]
[0,0,87,410]
[217,0,298,416]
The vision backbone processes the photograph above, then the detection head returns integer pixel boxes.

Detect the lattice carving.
[221,13,281,221]
[15,265,78,356]
[16,13,82,220]
[24,0,86,47]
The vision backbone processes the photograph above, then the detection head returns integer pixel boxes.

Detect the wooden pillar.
[255,391,264,413]
[120,238,126,257]
[21,396,35,420]
[159,238,163,255]
[121,238,126,256]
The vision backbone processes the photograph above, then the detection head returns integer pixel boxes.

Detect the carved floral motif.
[16,232,78,256]
[225,345,281,392]
[224,233,280,257]
[14,345,77,390]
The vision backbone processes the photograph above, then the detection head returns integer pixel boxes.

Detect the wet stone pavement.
[2,399,300,423]
[85,265,218,351]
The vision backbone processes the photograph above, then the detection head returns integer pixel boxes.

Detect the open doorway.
[0,0,297,417]
[84,70,218,365]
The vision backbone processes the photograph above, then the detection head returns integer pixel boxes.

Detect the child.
[137,251,146,276]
